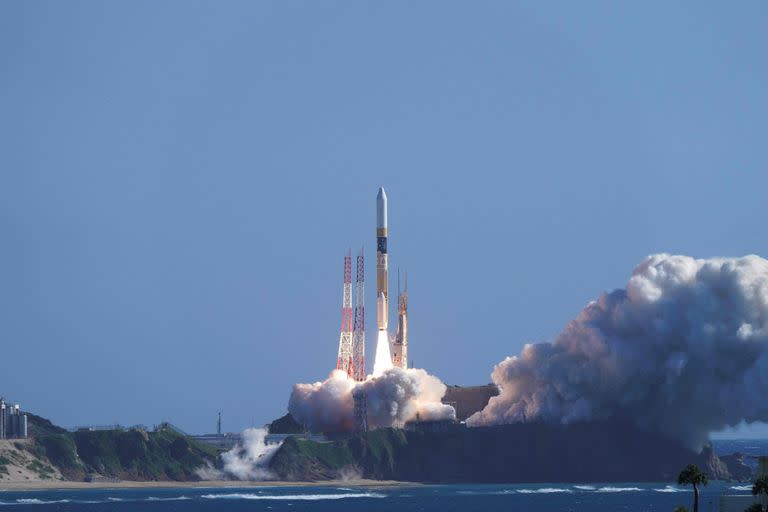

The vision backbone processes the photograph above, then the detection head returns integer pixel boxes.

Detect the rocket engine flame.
[373,329,393,376]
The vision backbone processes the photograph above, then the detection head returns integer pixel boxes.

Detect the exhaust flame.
[373,329,393,376]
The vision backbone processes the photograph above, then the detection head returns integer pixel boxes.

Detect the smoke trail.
[468,254,768,449]
[288,367,455,433]
[373,330,393,376]
[220,428,282,480]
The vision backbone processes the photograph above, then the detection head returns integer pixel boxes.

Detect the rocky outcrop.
[719,453,755,481]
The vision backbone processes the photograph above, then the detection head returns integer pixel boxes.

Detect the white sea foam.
[15,498,71,504]
[201,492,386,501]
[146,496,191,501]
[517,488,573,494]
[730,485,753,491]
[456,489,514,495]
[595,486,643,493]
[574,485,596,491]
[654,485,686,493]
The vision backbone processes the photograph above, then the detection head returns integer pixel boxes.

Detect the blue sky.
[1,2,766,436]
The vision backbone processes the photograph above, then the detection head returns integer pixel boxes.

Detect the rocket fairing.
[376,187,389,332]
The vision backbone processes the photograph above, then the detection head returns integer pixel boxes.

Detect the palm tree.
[678,464,708,512]
[752,475,768,511]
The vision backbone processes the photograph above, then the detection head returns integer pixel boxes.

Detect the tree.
[751,475,768,512]
[678,464,709,512]
[754,475,768,500]
[744,504,763,512]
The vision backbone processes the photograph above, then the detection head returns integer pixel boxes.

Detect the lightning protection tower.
[392,270,408,369]
[336,251,354,375]
[351,247,366,381]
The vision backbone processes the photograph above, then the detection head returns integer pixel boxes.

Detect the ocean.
[0,439,763,511]
[0,482,759,512]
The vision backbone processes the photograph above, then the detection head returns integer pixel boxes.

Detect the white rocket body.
[376,187,389,332]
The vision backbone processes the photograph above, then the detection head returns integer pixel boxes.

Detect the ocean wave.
[456,490,513,495]
[654,485,686,493]
[146,496,191,501]
[730,485,753,491]
[15,499,71,505]
[573,485,596,491]
[517,488,573,494]
[201,492,386,501]
[595,486,643,493]
[107,497,124,502]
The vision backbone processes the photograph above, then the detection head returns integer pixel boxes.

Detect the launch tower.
[336,251,353,375]
[352,388,368,432]
[351,248,366,381]
[351,248,368,430]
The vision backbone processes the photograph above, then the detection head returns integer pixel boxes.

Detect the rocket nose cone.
[376,187,388,228]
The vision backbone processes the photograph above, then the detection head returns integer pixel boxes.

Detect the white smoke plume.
[289,367,456,433]
[468,254,768,449]
[220,428,282,480]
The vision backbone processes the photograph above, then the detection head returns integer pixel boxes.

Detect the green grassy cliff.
[26,416,221,481]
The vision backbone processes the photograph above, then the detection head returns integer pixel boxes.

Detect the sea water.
[0,439,763,511]
[0,483,756,512]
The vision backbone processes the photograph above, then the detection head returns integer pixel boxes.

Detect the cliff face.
[0,439,64,483]
[269,420,731,483]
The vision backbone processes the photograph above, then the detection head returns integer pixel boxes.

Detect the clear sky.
[1,2,766,436]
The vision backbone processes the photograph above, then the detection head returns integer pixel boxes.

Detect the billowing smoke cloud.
[468,254,768,449]
[289,368,455,433]
[221,428,282,480]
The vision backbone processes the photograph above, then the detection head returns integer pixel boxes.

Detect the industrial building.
[442,384,500,422]
[184,413,244,450]
[0,398,28,439]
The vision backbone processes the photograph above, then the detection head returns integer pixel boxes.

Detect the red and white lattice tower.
[351,247,366,381]
[336,251,353,375]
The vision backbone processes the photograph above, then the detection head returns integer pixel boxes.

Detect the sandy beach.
[0,479,415,492]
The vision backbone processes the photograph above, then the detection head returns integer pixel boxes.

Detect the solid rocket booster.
[376,187,388,332]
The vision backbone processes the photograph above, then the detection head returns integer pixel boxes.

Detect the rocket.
[376,187,388,332]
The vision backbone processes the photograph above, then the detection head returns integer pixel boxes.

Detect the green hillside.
[26,416,221,481]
